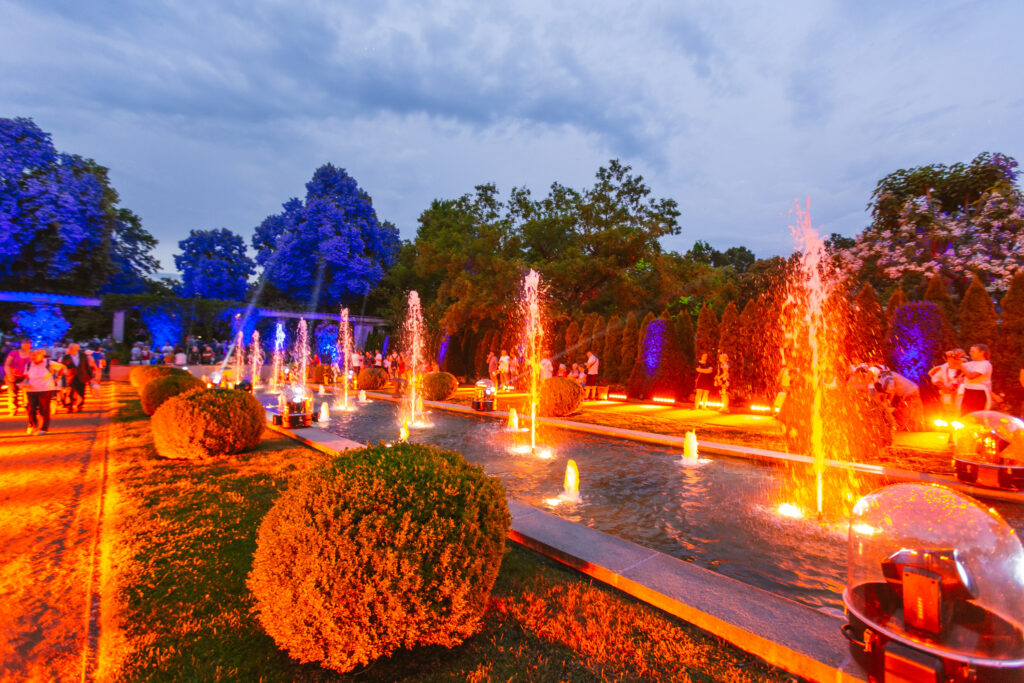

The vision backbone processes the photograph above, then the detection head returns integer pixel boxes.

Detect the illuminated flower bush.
[140,373,205,416]
[248,442,509,674]
[151,388,264,459]
[356,367,389,390]
[129,364,189,390]
[12,305,70,346]
[539,377,584,417]
[887,301,949,382]
[421,371,458,401]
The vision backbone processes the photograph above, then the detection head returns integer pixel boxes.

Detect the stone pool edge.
[370,392,1024,505]
[266,413,867,683]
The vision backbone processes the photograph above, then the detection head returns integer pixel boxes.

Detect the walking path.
[0,384,115,682]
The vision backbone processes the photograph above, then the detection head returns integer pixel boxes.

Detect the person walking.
[3,339,33,416]
[540,356,554,381]
[694,352,714,409]
[24,349,65,435]
[960,344,993,415]
[61,343,97,413]
[584,350,600,400]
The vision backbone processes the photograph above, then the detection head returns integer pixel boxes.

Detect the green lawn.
[107,389,801,682]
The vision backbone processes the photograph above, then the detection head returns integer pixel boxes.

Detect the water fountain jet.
[250,331,263,390]
[520,270,545,453]
[270,322,285,393]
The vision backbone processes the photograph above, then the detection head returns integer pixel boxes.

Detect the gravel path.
[0,384,114,682]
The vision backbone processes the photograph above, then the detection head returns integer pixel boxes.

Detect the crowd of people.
[484,349,602,399]
[2,337,105,436]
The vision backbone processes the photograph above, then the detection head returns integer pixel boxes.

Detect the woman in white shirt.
[960,344,993,415]
[24,350,65,435]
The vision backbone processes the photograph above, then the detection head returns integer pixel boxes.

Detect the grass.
[106,385,802,682]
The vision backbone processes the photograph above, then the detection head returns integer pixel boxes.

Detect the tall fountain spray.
[338,306,353,411]
[233,330,245,388]
[295,318,309,390]
[271,322,285,393]
[404,292,424,426]
[250,331,263,389]
[520,270,544,452]
[781,199,861,520]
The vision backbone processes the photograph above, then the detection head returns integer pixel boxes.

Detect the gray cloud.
[1,0,1022,271]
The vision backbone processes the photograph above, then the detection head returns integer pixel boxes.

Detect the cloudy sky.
[2,0,1021,272]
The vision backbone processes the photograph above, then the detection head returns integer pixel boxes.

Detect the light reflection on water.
[321,400,1024,611]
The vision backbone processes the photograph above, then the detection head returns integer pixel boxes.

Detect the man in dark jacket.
[61,343,97,412]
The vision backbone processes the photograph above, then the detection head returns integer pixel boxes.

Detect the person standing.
[714,352,731,413]
[24,350,65,435]
[540,356,554,381]
[694,352,714,409]
[3,339,33,416]
[584,350,600,399]
[61,343,97,412]
[498,350,511,389]
[960,344,993,415]
[487,351,499,385]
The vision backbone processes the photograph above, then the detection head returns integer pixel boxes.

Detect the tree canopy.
[174,228,255,301]
[252,164,400,310]
[0,117,158,294]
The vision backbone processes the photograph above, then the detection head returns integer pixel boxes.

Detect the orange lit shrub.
[248,442,510,674]
[151,388,264,459]
[356,367,389,390]
[539,377,584,417]
[421,371,458,401]
[140,373,205,416]
[129,364,188,390]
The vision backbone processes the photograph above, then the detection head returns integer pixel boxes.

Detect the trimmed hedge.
[356,367,389,390]
[151,388,265,459]
[421,371,458,401]
[129,364,189,390]
[538,377,584,417]
[140,373,205,416]
[248,442,509,674]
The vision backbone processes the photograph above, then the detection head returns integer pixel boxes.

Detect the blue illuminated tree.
[175,228,255,301]
[0,117,158,294]
[252,164,400,309]
[887,302,950,383]
[140,304,185,349]
[13,305,70,346]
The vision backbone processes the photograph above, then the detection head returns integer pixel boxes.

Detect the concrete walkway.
[0,384,114,682]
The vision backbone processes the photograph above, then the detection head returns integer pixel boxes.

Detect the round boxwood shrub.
[538,376,585,417]
[421,371,458,401]
[129,364,188,390]
[356,367,389,390]
[248,442,510,674]
[151,388,265,459]
[140,373,205,416]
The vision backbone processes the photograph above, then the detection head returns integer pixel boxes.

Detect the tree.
[0,117,158,294]
[600,315,622,383]
[695,303,719,361]
[922,274,958,341]
[579,315,596,360]
[253,164,400,310]
[887,302,950,383]
[564,320,581,365]
[618,312,640,387]
[627,312,656,398]
[850,285,886,363]
[674,312,696,396]
[589,314,606,357]
[717,302,741,395]
[13,305,70,346]
[959,274,999,352]
[998,273,1024,409]
[846,153,1023,295]
[174,228,255,301]
[886,285,908,321]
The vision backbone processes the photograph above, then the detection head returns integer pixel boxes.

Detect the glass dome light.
[844,483,1024,675]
